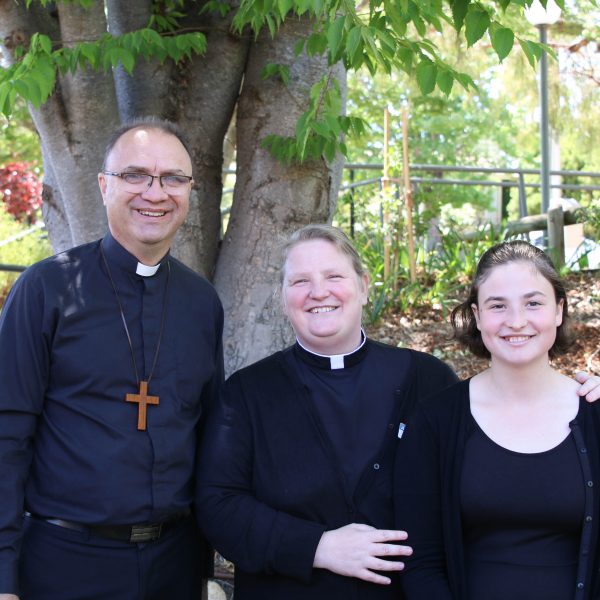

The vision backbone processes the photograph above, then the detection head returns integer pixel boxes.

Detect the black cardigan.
[394,379,600,600]
[196,339,457,600]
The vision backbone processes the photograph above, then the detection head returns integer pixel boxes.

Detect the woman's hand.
[313,523,412,585]
[576,372,600,402]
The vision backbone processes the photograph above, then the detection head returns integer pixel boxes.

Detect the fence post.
[547,205,565,268]
[518,173,528,217]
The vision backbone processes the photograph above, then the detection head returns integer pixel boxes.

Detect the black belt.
[25,510,190,544]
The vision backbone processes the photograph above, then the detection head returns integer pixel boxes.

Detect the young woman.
[395,240,600,600]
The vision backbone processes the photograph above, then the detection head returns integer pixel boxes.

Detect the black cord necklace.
[100,245,170,431]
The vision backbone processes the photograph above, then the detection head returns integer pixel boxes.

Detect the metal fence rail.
[2,163,599,274]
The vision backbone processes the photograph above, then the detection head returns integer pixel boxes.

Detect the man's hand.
[0,594,19,600]
[576,372,600,402]
[313,523,412,585]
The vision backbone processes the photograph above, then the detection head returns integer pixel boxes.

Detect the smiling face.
[98,127,193,264]
[282,239,369,355]
[472,261,563,368]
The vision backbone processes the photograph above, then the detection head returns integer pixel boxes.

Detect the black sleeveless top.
[460,414,585,600]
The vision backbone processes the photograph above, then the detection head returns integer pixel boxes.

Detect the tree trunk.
[214,19,346,374]
[0,1,345,376]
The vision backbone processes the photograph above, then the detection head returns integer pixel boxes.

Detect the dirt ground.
[366,269,600,380]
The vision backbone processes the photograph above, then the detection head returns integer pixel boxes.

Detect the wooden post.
[383,107,391,281]
[547,205,565,268]
[402,109,417,283]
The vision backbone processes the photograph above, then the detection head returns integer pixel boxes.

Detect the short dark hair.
[451,240,572,359]
[102,116,193,169]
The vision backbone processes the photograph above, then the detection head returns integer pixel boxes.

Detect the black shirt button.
[373,463,380,470]
[581,447,588,453]
[587,481,594,487]
[388,423,395,430]
[577,582,584,589]
[586,515,593,522]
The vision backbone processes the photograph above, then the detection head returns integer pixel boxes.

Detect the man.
[0,118,223,599]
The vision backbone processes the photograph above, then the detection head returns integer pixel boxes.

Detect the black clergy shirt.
[0,233,224,594]
[293,336,412,495]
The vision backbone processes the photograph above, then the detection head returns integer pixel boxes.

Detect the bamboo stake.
[383,107,391,281]
[402,109,417,283]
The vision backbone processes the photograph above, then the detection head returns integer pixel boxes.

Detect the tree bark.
[214,19,346,374]
[172,2,249,277]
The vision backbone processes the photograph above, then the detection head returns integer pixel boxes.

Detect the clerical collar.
[294,331,367,370]
[136,262,160,277]
[101,233,167,276]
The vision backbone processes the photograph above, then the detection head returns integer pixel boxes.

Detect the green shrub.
[0,210,52,307]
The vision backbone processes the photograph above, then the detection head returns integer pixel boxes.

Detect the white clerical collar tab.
[296,330,366,370]
[136,262,160,277]
[329,355,345,370]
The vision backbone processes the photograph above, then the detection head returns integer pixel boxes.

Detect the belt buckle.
[129,523,162,543]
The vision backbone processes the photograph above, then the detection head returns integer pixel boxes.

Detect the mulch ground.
[366,269,600,379]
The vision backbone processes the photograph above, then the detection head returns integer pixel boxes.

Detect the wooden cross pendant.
[126,381,159,431]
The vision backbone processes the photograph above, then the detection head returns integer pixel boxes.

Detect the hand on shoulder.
[575,372,600,403]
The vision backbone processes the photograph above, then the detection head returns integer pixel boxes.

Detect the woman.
[197,227,600,600]
[196,224,458,599]
[395,240,600,599]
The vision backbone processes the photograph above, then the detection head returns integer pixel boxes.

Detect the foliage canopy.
[1,0,554,164]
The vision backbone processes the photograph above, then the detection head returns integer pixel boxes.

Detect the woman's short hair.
[451,240,572,359]
[280,224,367,284]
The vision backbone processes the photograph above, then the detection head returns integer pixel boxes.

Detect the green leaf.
[519,39,541,68]
[324,114,342,136]
[294,39,306,56]
[276,0,292,18]
[323,137,336,162]
[306,32,327,56]
[29,65,55,102]
[384,0,407,36]
[260,63,290,84]
[346,26,363,62]
[39,34,52,54]
[437,70,454,95]
[454,71,476,90]
[416,59,437,94]
[80,42,100,68]
[0,84,16,117]
[13,78,29,100]
[327,15,345,60]
[413,15,426,36]
[310,120,330,137]
[22,76,42,108]
[465,6,490,47]
[118,48,135,74]
[142,28,165,48]
[397,47,413,69]
[491,27,514,61]
[33,55,56,93]
[450,0,470,32]
[164,38,181,61]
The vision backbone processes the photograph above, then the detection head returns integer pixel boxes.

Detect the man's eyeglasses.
[102,171,194,193]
